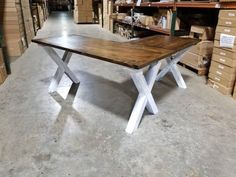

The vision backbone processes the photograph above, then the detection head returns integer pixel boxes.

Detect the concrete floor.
[0,12,236,177]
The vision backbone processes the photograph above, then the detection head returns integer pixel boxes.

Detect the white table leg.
[42,46,79,92]
[156,47,192,89]
[167,58,186,89]
[126,62,161,134]
[48,51,72,93]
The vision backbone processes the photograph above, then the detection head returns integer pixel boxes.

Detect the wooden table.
[32,35,198,134]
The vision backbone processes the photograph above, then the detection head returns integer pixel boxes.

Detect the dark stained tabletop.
[32,35,198,69]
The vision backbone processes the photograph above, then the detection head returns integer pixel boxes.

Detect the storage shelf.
[114,2,175,7]
[176,2,220,8]
[140,2,175,7]
[114,19,171,35]
[114,3,135,7]
[115,19,132,25]
[114,2,223,8]
[113,1,235,37]
[220,2,236,8]
[147,25,171,35]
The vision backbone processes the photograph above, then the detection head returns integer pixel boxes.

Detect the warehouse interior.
[1,0,236,177]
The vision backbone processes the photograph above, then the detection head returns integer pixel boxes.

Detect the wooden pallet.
[178,62,208,76]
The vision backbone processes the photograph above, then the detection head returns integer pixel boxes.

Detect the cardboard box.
[74,0,93,23]
[233,84,236,99]
[233,92,236,99]
[208,72,235,87]
[116,13,127,20]
[103,0,113,30]
[190,41,214,57]
[209,65,236,81]
[189,25,215,40]
[216,26,236,36]
[0,48,4,66]
[139,15,155,26]
[208,79,233,95]
[213,47,236,60]
[219,10,236,19]
[5,39,26,57]
[212,53,236,67]
[214,40,236,51]
[0,0,33,57]
[218,18,236,28]
[181,51,209,69]
[0,65,7,85]
[74,9,93,23]
[210,60,236,74]
[0,49,7,85]
[215,32,236,45]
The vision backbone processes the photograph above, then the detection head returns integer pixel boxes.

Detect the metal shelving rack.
[113,1,236,37]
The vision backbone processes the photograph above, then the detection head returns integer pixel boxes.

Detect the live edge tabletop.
[32,35,198,69]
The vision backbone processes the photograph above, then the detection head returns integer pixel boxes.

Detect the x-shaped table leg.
[156,47,191,89]
[42,46,80,93]
[126,62,162,134]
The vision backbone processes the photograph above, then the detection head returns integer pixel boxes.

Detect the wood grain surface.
[32,35,198,69]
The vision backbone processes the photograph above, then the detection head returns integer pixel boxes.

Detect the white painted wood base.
[156,47,191,89]
[126,62,161,134]
[42,46,80,93]
[41,46,190,134]
[126,47,191,134]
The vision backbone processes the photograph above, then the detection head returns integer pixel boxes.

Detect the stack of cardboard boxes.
[0,0,48,57]
[74,0,93,23]
[0,48,7,85]
[32,4,43,30]
[0,0,28,57]
[32,1,48,31]
[103,0,113,31]
[37,3,45,28]
[208,10,236,96]
[180,25,214,75]
[40,0,49,21]
[21,0,35,46]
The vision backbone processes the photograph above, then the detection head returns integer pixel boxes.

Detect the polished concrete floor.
[0,12,236,177]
